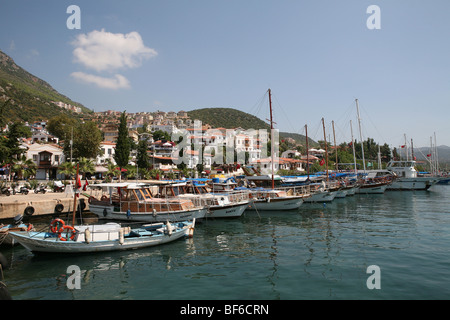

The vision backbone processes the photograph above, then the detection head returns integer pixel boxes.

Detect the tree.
[114,112,130,175]
[58,161,76,179]
[11,155,36,180]
[136,139,150,170]
[152,130,171,142]
[4,122,31,159]
[78,157,95,179]
[72,121,102,159]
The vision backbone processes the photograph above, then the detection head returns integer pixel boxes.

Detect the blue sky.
[1,0,449,148]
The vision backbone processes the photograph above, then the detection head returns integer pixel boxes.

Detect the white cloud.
[71,72,130,90]
[71,29,157,72]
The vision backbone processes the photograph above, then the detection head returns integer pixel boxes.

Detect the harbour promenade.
[0,188,101,221]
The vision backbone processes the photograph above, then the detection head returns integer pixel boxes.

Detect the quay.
[0,190,99,221]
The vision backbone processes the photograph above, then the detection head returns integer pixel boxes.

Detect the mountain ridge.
[0,49,90,124]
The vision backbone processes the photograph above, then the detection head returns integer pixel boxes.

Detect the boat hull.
[387,178,439,190]
[248,197,303,211]
[356,184,388,194]
[206,202,248,218]
[304,190,336,203]
[9,223,193,254]
[89,204,207,222]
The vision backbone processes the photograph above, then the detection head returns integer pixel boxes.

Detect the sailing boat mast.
[305,124,309,179]
[332,120,338,171]
[355,99,366,172]
[322,118,329,181]
[268,89,275,190]
[350,120,357,175]
[71,163,79,226]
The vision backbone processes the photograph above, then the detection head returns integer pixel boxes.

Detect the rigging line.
[271,92,298,134]
[358,101,388,145]
[247,91,268,125]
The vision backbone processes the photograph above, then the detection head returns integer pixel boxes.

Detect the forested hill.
[0,50,90,124]
[187,107,316,146]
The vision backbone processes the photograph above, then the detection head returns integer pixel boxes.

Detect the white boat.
[386,161,440,190]
[245,188,305,210]
[9,218,195,254]
[158,180,250,219]
[88,183,207,222]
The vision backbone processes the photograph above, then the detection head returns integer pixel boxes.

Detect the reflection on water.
[3,186,450,299]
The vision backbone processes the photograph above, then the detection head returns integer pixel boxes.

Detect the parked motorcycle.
[34,184,47,194]
[14,185,29,195]
[52,181,65,193]
[0,185,11,196]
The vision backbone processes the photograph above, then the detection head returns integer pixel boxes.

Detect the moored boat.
[386,161,439,190]
[87,183,207,222]
[9,218,195,254]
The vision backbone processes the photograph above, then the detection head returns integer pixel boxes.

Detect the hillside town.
[0,109,319,183]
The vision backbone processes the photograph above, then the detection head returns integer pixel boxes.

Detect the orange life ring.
[59,225,77,241]
[88,196,95,204]
[50,218,65,233]
[101,195,108,201]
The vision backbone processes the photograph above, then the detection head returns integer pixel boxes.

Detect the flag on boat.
[320,159,325,166]
[401,145,406,148]
[83,178,89,191]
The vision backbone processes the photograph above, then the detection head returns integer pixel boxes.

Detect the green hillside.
[187,107,316,146]
[187,107,270,130]
[0,50,90,124]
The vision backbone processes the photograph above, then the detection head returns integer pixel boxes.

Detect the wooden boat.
[87,183,207,222]
[9,218,195,254]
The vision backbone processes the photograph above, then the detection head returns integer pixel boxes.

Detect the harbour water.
[2,185,450,300]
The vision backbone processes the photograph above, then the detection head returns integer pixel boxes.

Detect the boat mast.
[434,132,439,174]
[322,118,329,181]
[332,120,338,171]
[305,124,309,179]
[268,88,275,190]
[350,120,357,175]
[71,163,79,226]
[355,99,366,172]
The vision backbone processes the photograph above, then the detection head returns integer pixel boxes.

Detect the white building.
[23,143,65,180]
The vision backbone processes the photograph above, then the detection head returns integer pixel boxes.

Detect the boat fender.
[84,228,91,244]
[24,206,34,216]
[55,203,64,213]
[103,208,108,217]
[27,224,34,232]
[119,229,124,245]
[152,209,157,218]
[166,221,173,236]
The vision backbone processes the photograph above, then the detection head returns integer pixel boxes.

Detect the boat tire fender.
[24,206,35,216]
[55,203,64,213]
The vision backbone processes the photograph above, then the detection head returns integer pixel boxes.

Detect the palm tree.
[11,155,37,180]
[105,159,121,180]
[58,161,76,180]
[78,157,95,179]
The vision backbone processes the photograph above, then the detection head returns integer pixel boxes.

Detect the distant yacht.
[386,160,440,190]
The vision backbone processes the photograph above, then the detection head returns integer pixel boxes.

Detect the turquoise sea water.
[2,185,450,300]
